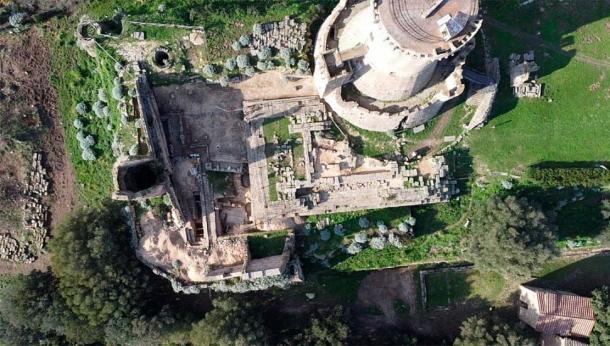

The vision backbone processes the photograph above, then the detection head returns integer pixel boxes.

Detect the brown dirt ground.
[356,266,487,341]
[0,28,76,273]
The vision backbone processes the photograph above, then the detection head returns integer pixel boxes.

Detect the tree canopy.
[467,196,556,279]
[292,306,350,346]
[190,297,268,346]
[454,315,536,346]
[591,286,610,346]
[49,202,152,326]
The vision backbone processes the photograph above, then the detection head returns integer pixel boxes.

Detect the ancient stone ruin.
[510,50,543,98]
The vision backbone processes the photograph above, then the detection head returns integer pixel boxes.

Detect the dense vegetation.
[591,286,610,346]
[466,196,557,279]
[454,314,536,346]
[528,166,610,187]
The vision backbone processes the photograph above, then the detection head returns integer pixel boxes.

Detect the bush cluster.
[528,166,610,187]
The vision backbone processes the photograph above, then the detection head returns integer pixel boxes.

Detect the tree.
[0,270,103,345]
[50,202,153,326]
[225,57,237,71]
[467,196,556,279]
[257,46,272,60]
[190,297,267,346]
[454,315,535,346]
[292,306,349,346]
[591,286,610,345]
[239,35,252,46]
[236,54,250,69]
[9,13,26,28]
[203,64,218,76]
[75,102,87,115]
[231,41,242,51]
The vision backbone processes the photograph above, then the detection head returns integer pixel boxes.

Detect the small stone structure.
[510,51,543,98]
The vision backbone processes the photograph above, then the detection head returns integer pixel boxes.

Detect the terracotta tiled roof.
[534,289,595,337]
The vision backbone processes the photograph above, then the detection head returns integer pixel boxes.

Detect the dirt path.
[484,16,610,69]
[410,101,457,155]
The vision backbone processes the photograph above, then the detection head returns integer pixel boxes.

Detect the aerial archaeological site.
[0,0,610,344]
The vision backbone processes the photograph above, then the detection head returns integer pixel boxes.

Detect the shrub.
[102,106,111,118]
[320,229,331,241]
[97,88,108,102]
[128,144,138,156]
[73,119,83,129]
[219,75,230,87]
[346,242,362,255]
[82,135,95,148]
[297,59,310,73]
[279,47,292,62]
[244,66,256,76]
[377,221,388,235]
[128,88,137,98]
[369,236,386,250]
[253,23,263,35]
[114,62,124,73]
[203,64,218,76]
[405,216,416,226]
[157,3,166,12]
[287,57,296,67]
[236,54,250,69]
[231,41,242,51]
[76,131,85,142]
[75,102,87,115]
[334,224,344,236]
[354,231,368,244]
[388,233,404,248]
[224,57,237,71]
[238,35,251,47]
[257,46,272,61]
[527,166,610,187]
[113,77,121,87]
[397,222,410,234]
[93,100,105,118]
[81,147,96,161]
[266,61,275,70]
[9,13,26,28]
[111,85,124,100]
[121,114,128,126]
[256,61,267,71]
[358,217,370,229]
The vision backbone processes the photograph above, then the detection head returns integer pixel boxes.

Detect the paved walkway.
[483,16,610,70]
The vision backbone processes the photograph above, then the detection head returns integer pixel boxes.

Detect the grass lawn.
[207,171,231,194]
[50,19,140,203]
[483,0,610,61]
[468,6,610,173]
[531,254,610,296]
[424,269,506,309]
[248,230,289,259]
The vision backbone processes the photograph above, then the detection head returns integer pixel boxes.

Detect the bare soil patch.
[0,28,76,272]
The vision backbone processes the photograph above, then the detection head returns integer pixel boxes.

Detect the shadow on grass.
[528,254,610,296]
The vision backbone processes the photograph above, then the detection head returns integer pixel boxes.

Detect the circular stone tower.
[314,0,483,132]
[353,0,479,101]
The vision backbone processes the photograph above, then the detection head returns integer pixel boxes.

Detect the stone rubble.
[250,16,308,54]
[2,152,51,263]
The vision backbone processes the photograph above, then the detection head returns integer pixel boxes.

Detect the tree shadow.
[527,253,610,297]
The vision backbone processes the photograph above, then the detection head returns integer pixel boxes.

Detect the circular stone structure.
[313,0,483,132]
